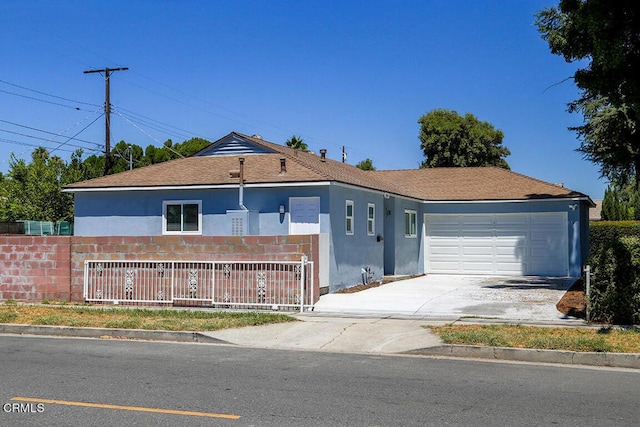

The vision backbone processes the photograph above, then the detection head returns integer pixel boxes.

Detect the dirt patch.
[556,279,587,319]
[334,281,385,294]
[334,275,424,294]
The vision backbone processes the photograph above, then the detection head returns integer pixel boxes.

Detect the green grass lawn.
[0,303,296,332]
[430,324,640,353]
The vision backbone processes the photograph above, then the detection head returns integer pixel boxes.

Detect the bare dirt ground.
[555,279,587,319]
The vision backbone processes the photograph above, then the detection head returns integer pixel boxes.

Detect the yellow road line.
[11,397,241,420]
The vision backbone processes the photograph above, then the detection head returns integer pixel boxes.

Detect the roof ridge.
[238,132,380,183]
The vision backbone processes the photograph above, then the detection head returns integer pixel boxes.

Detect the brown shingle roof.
[372,167,588,201]
[65,132,591,203]
[66,132,409,196]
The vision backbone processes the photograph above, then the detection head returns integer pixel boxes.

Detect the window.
[404,209,417,238]
[163,200,202,235]
[367,203,375,236]
[345,200,354,235]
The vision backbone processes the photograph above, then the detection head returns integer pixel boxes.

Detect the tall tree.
[285,135,308,151]
[418,109,510,169]
[355,158,376,171]
[0,148,71,222]
[536,1,640,188]
[601,183,640,220]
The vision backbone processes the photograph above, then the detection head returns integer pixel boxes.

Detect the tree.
[0,135,215,224]
[173,137,211,157]
[602,186,623,220]
[355,158,376,171]
[111,141,144,173]
[418,109,510,169]
[601,184,640,220]
[536,1,640,188]
[0,148,71,222]
[285,135,308,151]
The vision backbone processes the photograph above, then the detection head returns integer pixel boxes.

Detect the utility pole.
[84,67,129,175]
[342,146,347,163]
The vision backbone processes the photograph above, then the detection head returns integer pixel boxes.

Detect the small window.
[163,200,202,235]
[345,200,354,235]
[404,210,417,238]
[367,203,375,236]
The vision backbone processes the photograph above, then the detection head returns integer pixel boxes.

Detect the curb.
[405,345,640,369]
[0,324,228,344]
[3,324,639,369]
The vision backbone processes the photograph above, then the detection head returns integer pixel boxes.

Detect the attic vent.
[280,158,287,173]
[320,149,327,162]
[252,134,263,140]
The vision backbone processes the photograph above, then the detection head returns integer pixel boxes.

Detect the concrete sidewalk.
[201,315,443,354]
[2,315,639,369]
[2,274,638,368]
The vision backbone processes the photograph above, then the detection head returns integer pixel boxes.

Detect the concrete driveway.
[313,275,579,321]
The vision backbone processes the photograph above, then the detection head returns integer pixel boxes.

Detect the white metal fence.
[83,258,314,311]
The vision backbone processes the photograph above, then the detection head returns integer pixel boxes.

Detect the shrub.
[589,232,640,324]
[589,221,640,260]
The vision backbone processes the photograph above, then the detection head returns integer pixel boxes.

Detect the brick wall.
[1,235,319,304]
[0,236,72,301]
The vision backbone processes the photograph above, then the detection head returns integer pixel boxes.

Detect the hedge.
[589,221,640,258]
[588,221,640,324]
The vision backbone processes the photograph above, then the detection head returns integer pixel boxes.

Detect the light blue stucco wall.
[326,185,385,291]
[382,196,423,276]
[73,186,331,237]
[72,185,590,289]
[423,199,589,277]
[73,184,388,291]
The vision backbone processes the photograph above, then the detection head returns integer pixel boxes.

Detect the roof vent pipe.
[239,157,245,185]
[238,157,248,211]
[320,149,327,162]
[280,158,286,173]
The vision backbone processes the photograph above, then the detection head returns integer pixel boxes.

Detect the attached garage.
[425,213,569,276]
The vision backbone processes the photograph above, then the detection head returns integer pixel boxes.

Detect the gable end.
[196,133,276,157]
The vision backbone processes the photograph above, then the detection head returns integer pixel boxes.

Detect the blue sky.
[0,0,606,199]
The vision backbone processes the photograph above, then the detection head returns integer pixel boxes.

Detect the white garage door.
[425,213,568,276]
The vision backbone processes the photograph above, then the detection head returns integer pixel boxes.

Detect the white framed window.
[404,209,417,238]
[345,200,354,235]
[163,200,202,235]
[367,203,375,236]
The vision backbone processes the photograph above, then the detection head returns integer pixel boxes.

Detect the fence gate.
[84,257,314,312]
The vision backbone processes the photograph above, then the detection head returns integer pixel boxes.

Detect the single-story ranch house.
[65,132,594,292]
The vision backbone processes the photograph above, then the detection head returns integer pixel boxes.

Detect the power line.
[0,78,100,108]
[114,110,185,158]
[50,114,105,154]
[0,137,93,154]
[118,71,355,159]
[0,88,95,111]
[0,126,101,152]
[84,67,129,175]
[113,106,196,141]
[0,118,103,148]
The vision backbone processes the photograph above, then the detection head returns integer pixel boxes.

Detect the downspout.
[238,157,248,211]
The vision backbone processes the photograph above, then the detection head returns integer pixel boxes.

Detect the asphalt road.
[1,335,639,427]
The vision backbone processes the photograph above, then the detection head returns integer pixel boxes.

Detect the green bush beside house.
[588,221,640,324]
